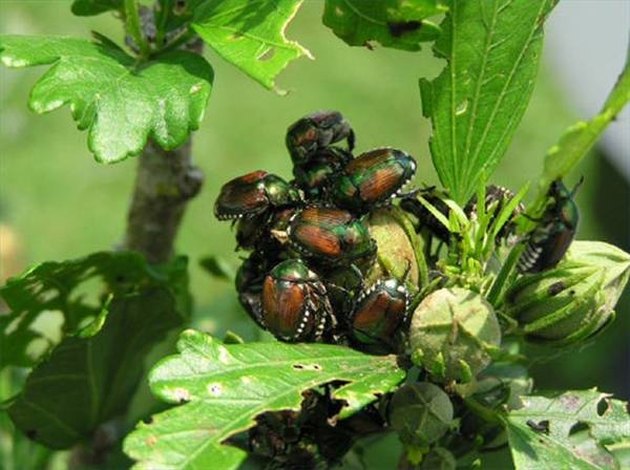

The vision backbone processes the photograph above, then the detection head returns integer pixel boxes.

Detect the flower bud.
[409,288,501,382]
[418,447,456,470]
[388,382,454,450]
[506,241,630,346]
[365,206,424,292]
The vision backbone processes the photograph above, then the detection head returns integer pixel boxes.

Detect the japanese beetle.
[293,147,353,199]
[332,148,417,213]
[286,110,355,165]
[287,206,376,265]
[261,259,332,342]
[235,252,268,329]
[464,185,525,243]
[350,278,410,349]
[214,170,301,220]
[518,179,580,273]
[399,188,452,243]
[235,207,296,252]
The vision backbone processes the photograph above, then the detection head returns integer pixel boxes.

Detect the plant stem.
[124,0,151,58]
[123,139,203,264]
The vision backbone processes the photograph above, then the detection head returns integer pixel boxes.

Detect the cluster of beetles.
[214,111,580,351]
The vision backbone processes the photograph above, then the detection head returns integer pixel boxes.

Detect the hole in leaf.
[258,48,275,61]
[547,281,565,296]
[292,363,321,371]
[569,421,589,436]
[37,287,58,303]
[172,387,191,403]
[526,419,550,434]
[597,397,609,416]
[70,275,106,310]
[29,309,64,343]
[26,337,51,361]
[4,316,22,335]
[142,416,154,424]
[77,315,97,331]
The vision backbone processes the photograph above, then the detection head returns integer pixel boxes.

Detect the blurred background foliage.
[0,0,627,409]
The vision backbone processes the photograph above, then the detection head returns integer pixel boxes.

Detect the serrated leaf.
[420,0,557,203]
[323,0,445,51]
[124,330,405,469]
[71,0,122,16]
[192,0,311,91]
[0,252,187,369]
[0,36,213,163]
[505,390,630,470]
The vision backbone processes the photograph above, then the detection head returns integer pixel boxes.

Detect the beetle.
[292,147,353,199]
[214,170,301,220]
[235,253,269,329]
[235,207,296,252]
[399,188,452,243]
[349,278,410,349]
[518,179,580,273]
[464,185,525,244]
[332,148,417,213]
[261,259,333,342]
[287,206,376,265]
[286,110,355,166]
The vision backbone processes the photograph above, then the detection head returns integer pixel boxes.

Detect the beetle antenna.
[570,176,585,197]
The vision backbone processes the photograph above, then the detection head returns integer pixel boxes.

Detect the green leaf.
[192,0,311,91]
[0,251,187,369]
[420,0,557,203]
[8,288,184,449]
[71,0,122,16]
[505,390,630,470]
[3,253,189,449]
[0,36,213,163]
[323,0,445,51]
[124,330,405,469]
[539,53,630,191]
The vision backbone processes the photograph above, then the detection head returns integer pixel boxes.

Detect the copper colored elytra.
[353,290,406,334]
[262,278,308,339]
[294,224,342,257]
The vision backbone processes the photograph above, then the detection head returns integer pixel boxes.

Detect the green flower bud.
[418,447,456,470]
[409,288,501,382]
[506,241,630,347]
[366,206,424,292]
[388,382,454,450]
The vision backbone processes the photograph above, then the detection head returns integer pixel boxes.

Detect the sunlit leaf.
[505,390,630,469]
[0,35,213,163]
[192,0,311,91]
[124,330,405,469]
[420,0,557,203]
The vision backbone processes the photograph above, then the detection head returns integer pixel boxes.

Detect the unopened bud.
[366,206,423,291]
[506,241,630,346]
[388,382,454,450]
[409,288,501,382]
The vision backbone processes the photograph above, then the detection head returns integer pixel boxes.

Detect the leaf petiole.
[124,0,150,59]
